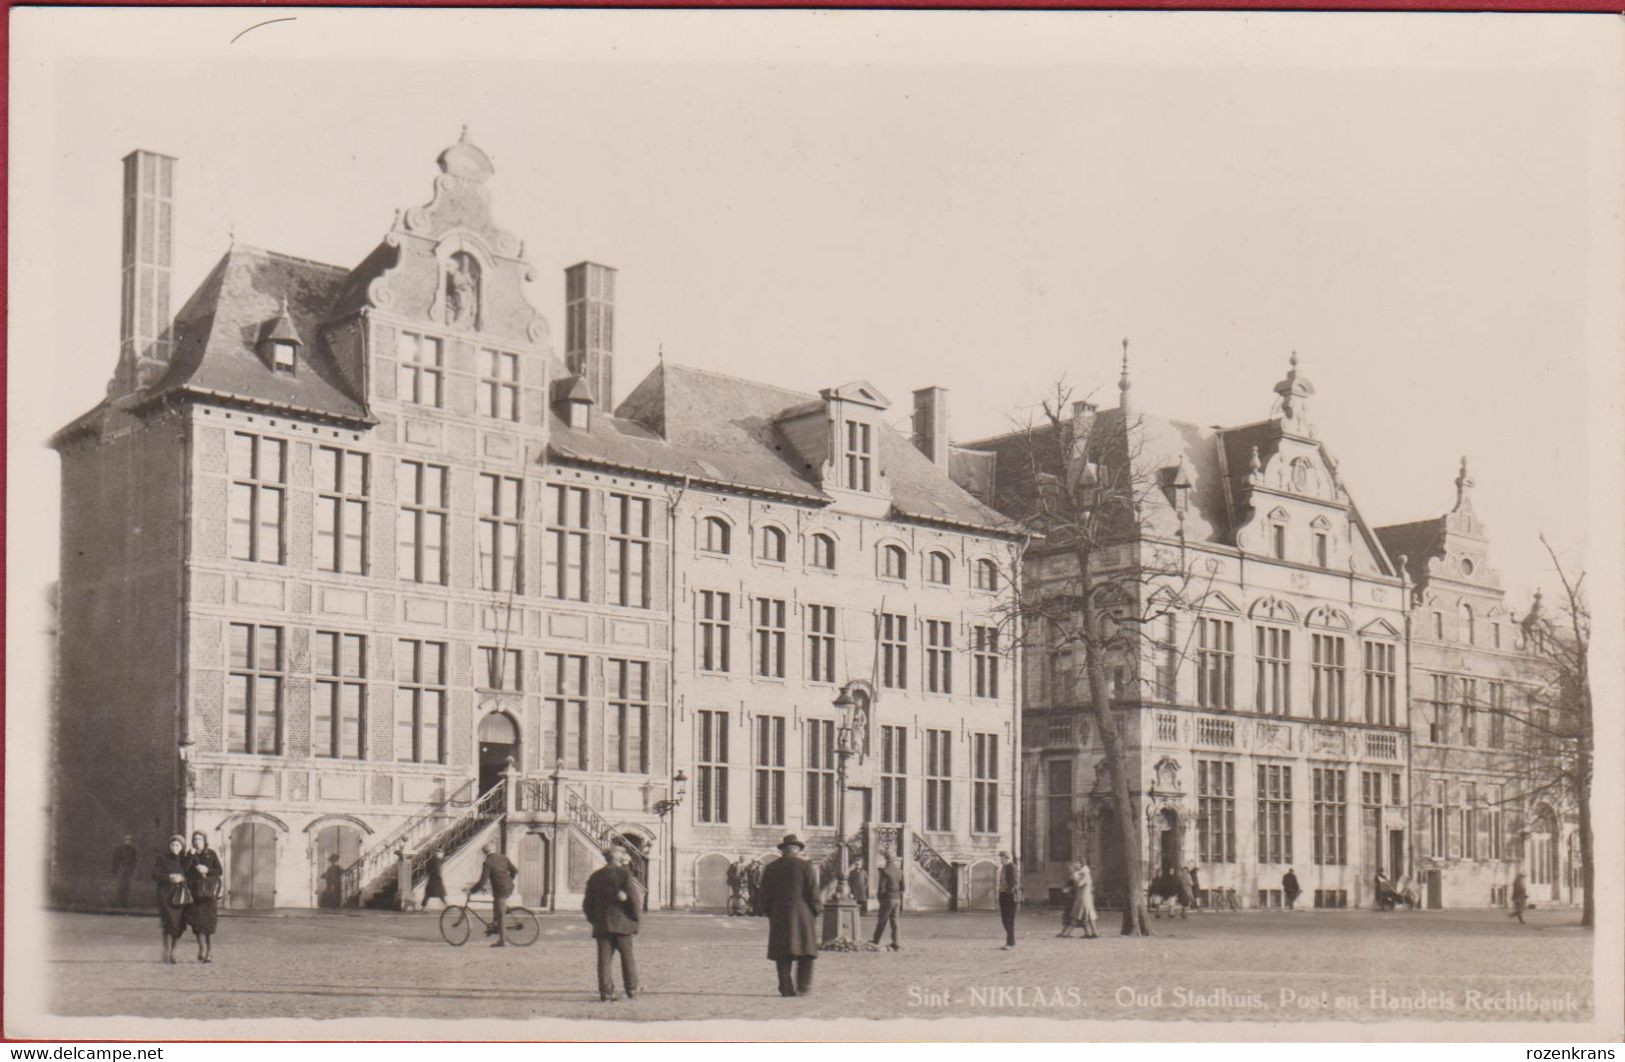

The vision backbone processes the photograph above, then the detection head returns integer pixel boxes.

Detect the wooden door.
[229,821,277,909]
[313,824,361,907]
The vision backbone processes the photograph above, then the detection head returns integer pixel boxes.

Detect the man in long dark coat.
[847,858,869,915]
[761,834,822,997]
[584,846,641,1001]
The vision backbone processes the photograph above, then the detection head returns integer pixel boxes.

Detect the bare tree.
[991,380,1213,937]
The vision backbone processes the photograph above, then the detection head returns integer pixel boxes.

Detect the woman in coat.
[422,848,448,910]
[1057,861,1081,937]
[1071,862,1099,939]
[154,834,191,964]
[184,831,223,963]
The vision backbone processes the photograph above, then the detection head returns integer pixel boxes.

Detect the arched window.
[1459,603,1475,646]
[810,533,836,570]
[974,558,999,592]
[702,516,731,555]
[926,551,951,586]
[759,526,786,563]
[881,545,907,580]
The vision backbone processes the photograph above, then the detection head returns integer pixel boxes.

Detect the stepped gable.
[147,244,372,422]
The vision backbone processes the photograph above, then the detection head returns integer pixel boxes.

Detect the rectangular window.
[544,653,589,770]
[807,605,836,684]
[924,729,952,832]
[1271,523,1287,560]
[972,625,1001,699]
[543,484,590,601]
[925,620,953,694]
[396,331,444,408]
[879,725,907,824]
[1488,784,1505,860]
[1315,531,1329,568]
[1461,781,1479,860]
[1256,763,1293,864]
[1428,778,1448,859]
[1197,617,1235,709]
[880,612,909,690]
[754,598,787,678]
[227,623,283,754]
[1197,759,1236,863]
[1311,767,1347,865]
[1488,682,1507,748]
[1460,677,1478,747]
[479,348,519,421]
[1363,641,1397,726]
[228,433,285,564]
[844,420,873,491]
[805,718,836,828]
[1254,626,1292,716]
[1311,633,1346,720]
[696,709,729,823]
[1157,614,1179,702]
[607,493,651,608]
[479,646,522,691]
[393,639,445,763]
[315,447,368,574]
[1429,674,1451,744]
[972,733,999,834]
[1046,758,1073,863]
[608,659,649,774]
[397,461,448,585]
[699,591,732,673]
[478,474,523,593]
[753,715,786,826]
[314,631,366,759]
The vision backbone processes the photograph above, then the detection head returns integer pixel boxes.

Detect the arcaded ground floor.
[29,902,1594,1032]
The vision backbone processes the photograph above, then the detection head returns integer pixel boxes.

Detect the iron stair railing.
[911,830,958,902]
[401,780,508,895]
[337,777,476,906]
[563,787,648,888]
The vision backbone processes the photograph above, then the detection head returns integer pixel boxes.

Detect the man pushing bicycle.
[469,841,520,947]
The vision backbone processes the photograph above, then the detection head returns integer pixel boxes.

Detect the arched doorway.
[967,860,998,910]
[312,822,362,908]
[228,821,277,910]
[1156,807,1182,877]
[517,830,549,908]
[695,853,731,908]
[478,711,520,795]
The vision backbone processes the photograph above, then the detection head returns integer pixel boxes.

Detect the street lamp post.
[652,770,688,912]
[548,758,563,913]
[822,687,862,944]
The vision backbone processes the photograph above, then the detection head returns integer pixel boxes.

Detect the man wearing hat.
[760,834,822,997]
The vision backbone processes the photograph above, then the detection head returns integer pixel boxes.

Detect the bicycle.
[439,891,541,947]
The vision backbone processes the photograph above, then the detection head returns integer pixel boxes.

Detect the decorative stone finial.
[1117,337,1134,418]
[1272,350,1315,427]
[1247,444,1263,481]
[437,131,495,184]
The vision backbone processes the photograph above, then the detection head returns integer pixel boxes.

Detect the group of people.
[726,855,768,916]
[152,832,223,964]
[1057,859,1098,937]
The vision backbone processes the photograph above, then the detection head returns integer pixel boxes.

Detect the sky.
[8,9,1620,622]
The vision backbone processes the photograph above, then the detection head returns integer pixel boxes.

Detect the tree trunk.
[1080,570,1151,936]
[1576,763,1594,928]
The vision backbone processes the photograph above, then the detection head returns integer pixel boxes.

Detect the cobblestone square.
[43,905,1593,1028]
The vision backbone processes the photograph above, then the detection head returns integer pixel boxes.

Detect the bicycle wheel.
[440,905,473,946]
[504,906,541,947]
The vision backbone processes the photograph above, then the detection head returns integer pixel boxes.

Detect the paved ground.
[45,905,1592,1025]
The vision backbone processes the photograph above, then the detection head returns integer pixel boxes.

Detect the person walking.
[469,842,519,947]
[747,859,766,917]
[422,848,448,911]
[1174,864,1194,919]
[996,852,1020,950]
[112,834,139,908]
[727,857,745,915]
[583,846,642,1001]
[1058,861,1081,937]
[153,835,192,964]
[761,835,821,997]
[1282,868,1302,911]
[1071,861,1098,939]
[870,852,903,950]
[184,831,223,963]
[847,858,870,916]
[1509,871,1529,924]
[1187,864,1202,909]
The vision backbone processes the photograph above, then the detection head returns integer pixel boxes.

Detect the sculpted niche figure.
[445,252,479,328]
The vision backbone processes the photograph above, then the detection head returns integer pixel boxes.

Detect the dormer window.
[271,341,296,373]
[845,421,873,492]
[257,298,302,375]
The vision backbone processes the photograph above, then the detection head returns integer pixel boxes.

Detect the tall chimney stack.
[117,150,177,393]
[912,386,950,466]
[564,261,616,412]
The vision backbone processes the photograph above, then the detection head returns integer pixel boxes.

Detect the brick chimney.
[116,150,177,394]
[565,261,616,412]
[911,386,950,466]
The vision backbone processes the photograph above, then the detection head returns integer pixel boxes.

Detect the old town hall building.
[50,138,1023,911]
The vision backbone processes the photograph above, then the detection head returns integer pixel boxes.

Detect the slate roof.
[1374,518,1446,586]
[551,362,1017,534]
[145,245,371,423]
